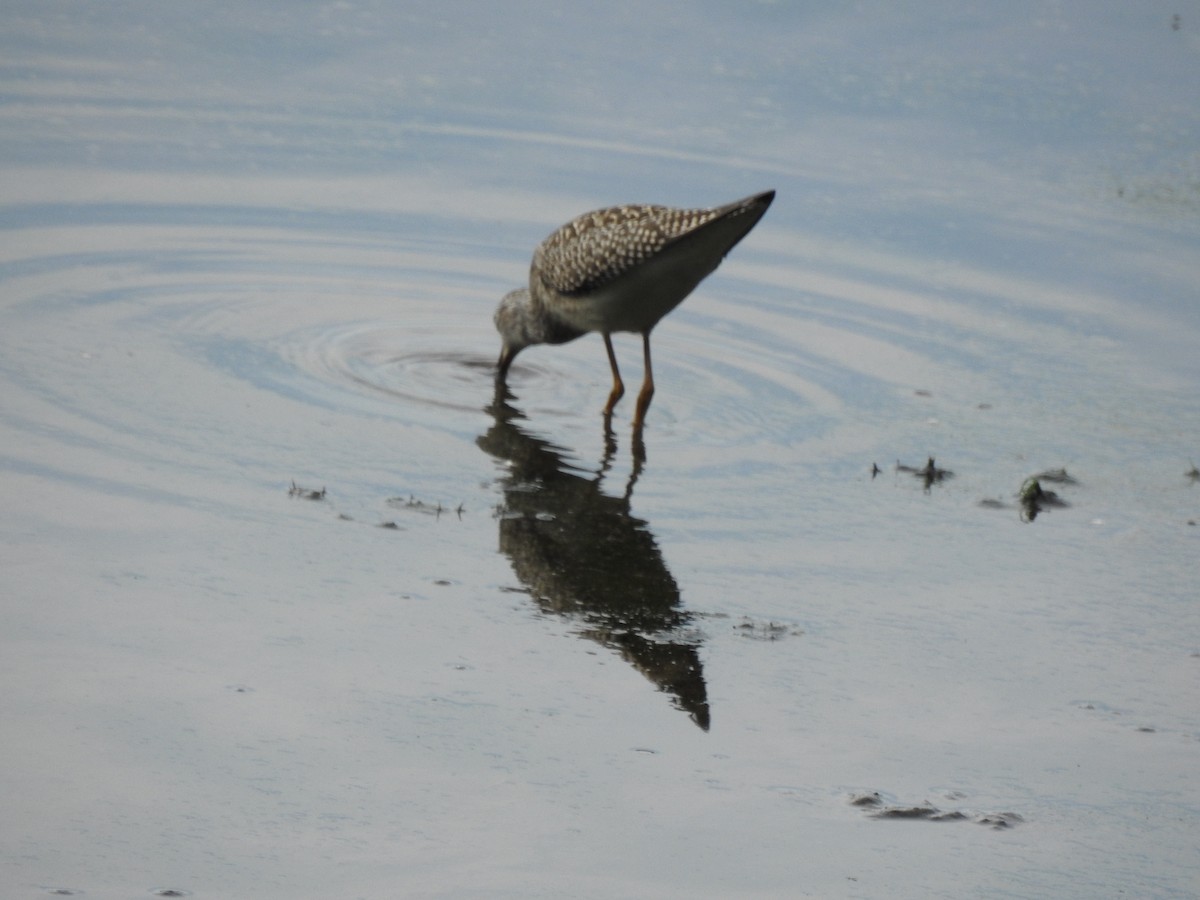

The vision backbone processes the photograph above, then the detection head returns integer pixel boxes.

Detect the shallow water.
[3,3,1199,898]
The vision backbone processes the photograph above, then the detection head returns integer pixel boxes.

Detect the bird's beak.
[496,345,515,380]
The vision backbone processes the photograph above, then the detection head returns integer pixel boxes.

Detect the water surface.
[2,3,1199,898]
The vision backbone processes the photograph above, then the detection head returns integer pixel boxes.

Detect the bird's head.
[494,288,534,377]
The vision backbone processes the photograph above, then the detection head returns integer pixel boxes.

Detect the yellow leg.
[632,332,654,429]
[602,333,625,416]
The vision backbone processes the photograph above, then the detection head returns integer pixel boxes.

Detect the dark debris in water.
[387,495,466,520]
[1032,467,1079,485]
[849,791,1022,829]
[735,617,804,641]
[875,806,968,822]
[849,791,883,807]
[1186,461,1199,483]
[288,481,464,528]
[288,480,326,501]
[896,456,953,490]
[1078,699,1164,735]
[1019,475,1071,522]
[976,812,1025,829]
[980,467,1078,521]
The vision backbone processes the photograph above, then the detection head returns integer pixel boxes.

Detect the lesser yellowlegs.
[494,189,775,427]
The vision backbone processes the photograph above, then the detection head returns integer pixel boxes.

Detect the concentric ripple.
[263,322,499,418]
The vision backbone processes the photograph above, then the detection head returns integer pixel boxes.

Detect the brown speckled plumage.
[494,190,774,428]
[534,204,726,297]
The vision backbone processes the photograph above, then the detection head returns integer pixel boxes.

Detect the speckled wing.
[533,204,725,297]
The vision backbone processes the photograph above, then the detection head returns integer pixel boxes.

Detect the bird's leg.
[602,333,625,417]
[630,426,647,472]
[632,331,655,430]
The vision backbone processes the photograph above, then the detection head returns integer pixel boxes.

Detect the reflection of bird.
[494,190,775,428]
[479,385,710,730]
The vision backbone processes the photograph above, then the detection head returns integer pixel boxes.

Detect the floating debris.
[289,483,464,529]
[735,618,804,641]
[979,468,1078,520]
[850,791,1022,829]
[896,456,953,489]
[1032,467,1079,485]
[976,812,1025,830]
[849,792,883,807]
[288,480,326,501]
[873,805,967,822]
[1019,476,1069,522]
[387,495,466,520]
[1186,461,1199,483]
